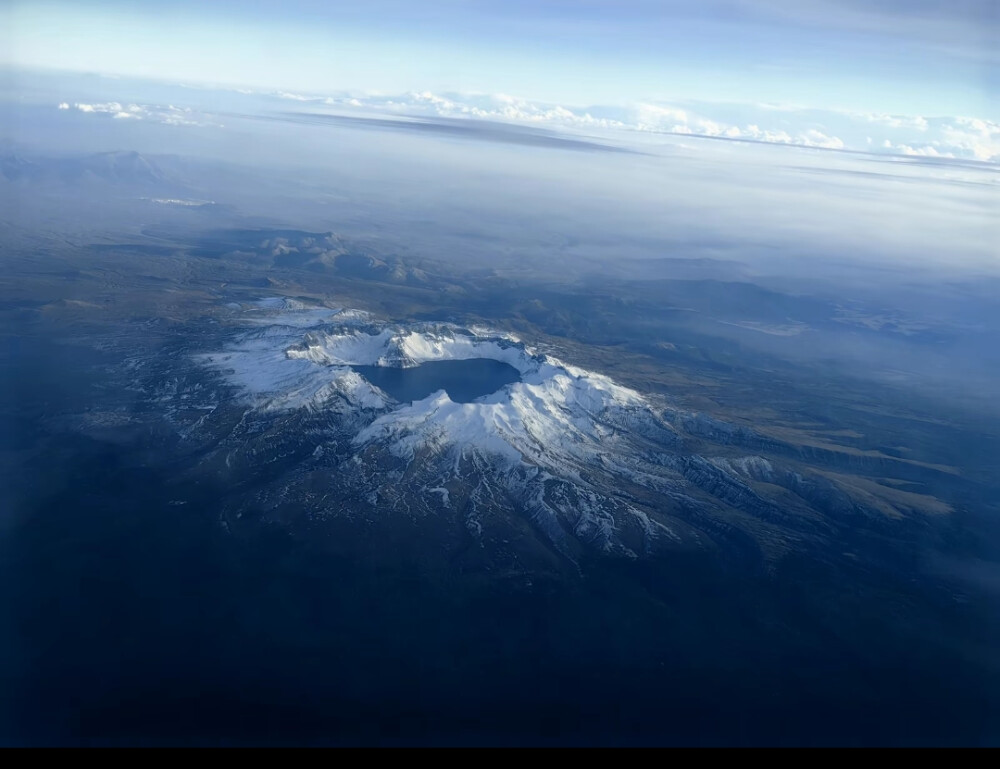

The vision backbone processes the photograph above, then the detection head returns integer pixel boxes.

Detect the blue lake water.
[352,359,521,403]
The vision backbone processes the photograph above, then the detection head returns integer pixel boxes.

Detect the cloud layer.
[57,88,1000,164]
[268,89,1000,163]
[57,101,216,127]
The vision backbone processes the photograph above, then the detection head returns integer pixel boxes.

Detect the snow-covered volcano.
[196,299,696,559]
[191,298,880,567]
[201,298,672,469]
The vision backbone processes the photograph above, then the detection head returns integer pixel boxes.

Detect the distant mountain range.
[0,150,170,187]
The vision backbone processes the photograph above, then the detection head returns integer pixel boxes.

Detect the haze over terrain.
[1,0,998,747]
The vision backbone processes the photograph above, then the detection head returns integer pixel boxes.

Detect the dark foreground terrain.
[1,213,998,746]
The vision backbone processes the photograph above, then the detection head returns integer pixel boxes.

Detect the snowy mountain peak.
[185,298,913,568]
[201,299,658,464]
[195,299,689,558]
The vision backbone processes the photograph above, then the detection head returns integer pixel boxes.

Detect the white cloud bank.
[57,101,216,127]
[297,90,998,162]
[58,87,1000,164]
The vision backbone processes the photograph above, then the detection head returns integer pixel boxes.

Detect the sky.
[2,0,997,121]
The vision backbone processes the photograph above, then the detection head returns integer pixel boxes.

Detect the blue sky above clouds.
[3,1,998,161]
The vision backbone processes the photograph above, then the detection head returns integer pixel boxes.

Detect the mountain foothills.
[1,147,998,746]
